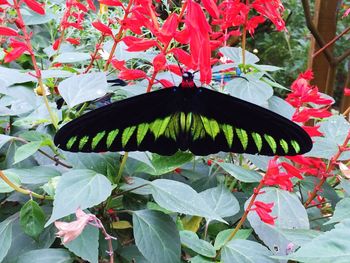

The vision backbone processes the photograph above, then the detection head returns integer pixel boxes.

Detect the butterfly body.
[54,72,312,156]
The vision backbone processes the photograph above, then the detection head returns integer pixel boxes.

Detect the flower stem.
[116,152,128,184]
[0,170,53,200]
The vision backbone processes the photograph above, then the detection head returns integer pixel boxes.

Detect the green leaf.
[17,248,73,263]
[46,169,112,226]
[325,198,350,225]
[20,200,46,239]
[286,219,350,263]
[53,52,91,63]
[0,170,21,193]
[150,179,225,223]
[246,188,309,257]
[14,141,42,164]
[217,163,262,183]
[219,47,259,65]
[64,225,99,263]
[120,177,152,195]
[199,185,240,218]
[180,230,216,258]
[120,245,150,263]
[135,152,193,176]
[221,239,276,263]
[0,134,14,149]
[58,72,108,108]
[0,217,14,262]
[5,166,60,185]
[274,229,321,247]
[133,210,181,263]
[189,255,213,263]
[214,229,252,250]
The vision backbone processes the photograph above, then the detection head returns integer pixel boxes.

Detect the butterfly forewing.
[55,75,312,156]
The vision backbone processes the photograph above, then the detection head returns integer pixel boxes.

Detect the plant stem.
[0,170,53,200]
[116,152,128,184]
[241,0,250,67]
[304,131,350,207]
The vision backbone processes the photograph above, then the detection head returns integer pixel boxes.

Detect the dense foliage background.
[0,0,350,262]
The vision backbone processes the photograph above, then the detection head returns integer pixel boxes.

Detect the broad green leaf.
[214,229,252,250]
[64,225,99,263]
[0,67,35,87]
[135,152,193,176]
[46,169,112,225]
[14,141,42,164]
[21,8,54,25]
[274,229,321,247]
[53,52,91,63]
[286,219,350,263]
[120,177,152,195]
[133,210,181,263]
[17,248,73,263]
[217,163,262,183]
[243,154,272,171]
[0,217,14,262]
[150,179,225,222]
[5,166,60,185]
[42,176,60,196]
[221,239,276,263]
[199,184,240,218]
[0,134,14,149]
[225,74,273,106]
[0,170,21,193]
[119,245,150,263]
[325,198,350,224]
[20,200,46,239]
[58,72,108,108]
[268,96,294,119]
[190,255,213,263]
[62,152,120,177]
[40,69,73,79]
[220,47,259,65]
[180,230,216,258]
[246,188,309,257]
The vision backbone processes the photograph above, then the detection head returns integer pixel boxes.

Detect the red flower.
[252,0,286,31]
[52,38,61,50]
[92,21,113,36]
[23,0,45,15]
[111,59,126,71]
[86,0,96,11]
[343,7,350,18]
[344,88,350,96]
[251,201,276,225]
[4,38,28,63]
[122,36,159,52]
[292,108,332,122]
[246,16,265,35]
[118,69,148,80]
[158,79,174,88]
[201,0,220,19]
[99,0,123,7]
[153,53,166,72]
[0,26,19,36]
[66,37,80,45]
[302,125,323,137]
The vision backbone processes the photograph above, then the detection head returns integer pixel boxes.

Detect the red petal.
[174,27,190,44]
[111,59,126,71]
[201,0,219,19]
[166,64,182,76]
[0,26,18,36]
[153,53,166,72]
[86,0,96,11]
[280,162,303,179]
[66,38,80,45]
[0,0,9,5]
[92,21,113,35]
[4,46,27,63]
[158,79,174,88]
[344,88,350,96]
[169,48,194,69]
[302,125,323,137]
[125,39,159,52]
[74,2,88,12]
[99,0,123,7]
[23,0,45,15]
[118,69,147,80]
[52,38,60,50]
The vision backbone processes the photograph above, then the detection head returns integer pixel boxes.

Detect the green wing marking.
[66,136,77,150]
[79,136,89,150]
[180,112,186,131]
[264,134,277,153]
[200,115,220,140]
[291,140,301,153]
[186,112,192,132]
[280,139,289,154]
[252,132,262,152]
[222,124,234,147]
[122,126,136,147]
[92,131,106,150]
[106,129,119,148]
[236,128,248,150]
[137,123,149,145]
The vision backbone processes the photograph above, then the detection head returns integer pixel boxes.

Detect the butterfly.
[54,72,313,156]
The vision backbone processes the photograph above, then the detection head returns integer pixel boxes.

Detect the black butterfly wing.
[186,87,312,156]
[54,87,184,155]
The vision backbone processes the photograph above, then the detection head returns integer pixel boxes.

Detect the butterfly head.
[180,71,196,89]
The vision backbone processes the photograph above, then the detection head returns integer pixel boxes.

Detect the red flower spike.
[23,0,45,15]
[118,69,147,80]
[92,21,113,36]
[86,0,96,11]
[252,0,286,31]
[201,0,220,19]
[252,201,276,225]
[0,27,19,36]
[66,38,80,45]
[153,53,167,72]
[99,0,123,7]
[111,59,126,71]
[52,38,60,50]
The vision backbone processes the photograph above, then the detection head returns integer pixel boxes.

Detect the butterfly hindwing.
[186,87,312,156]
[54,87,184,155]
